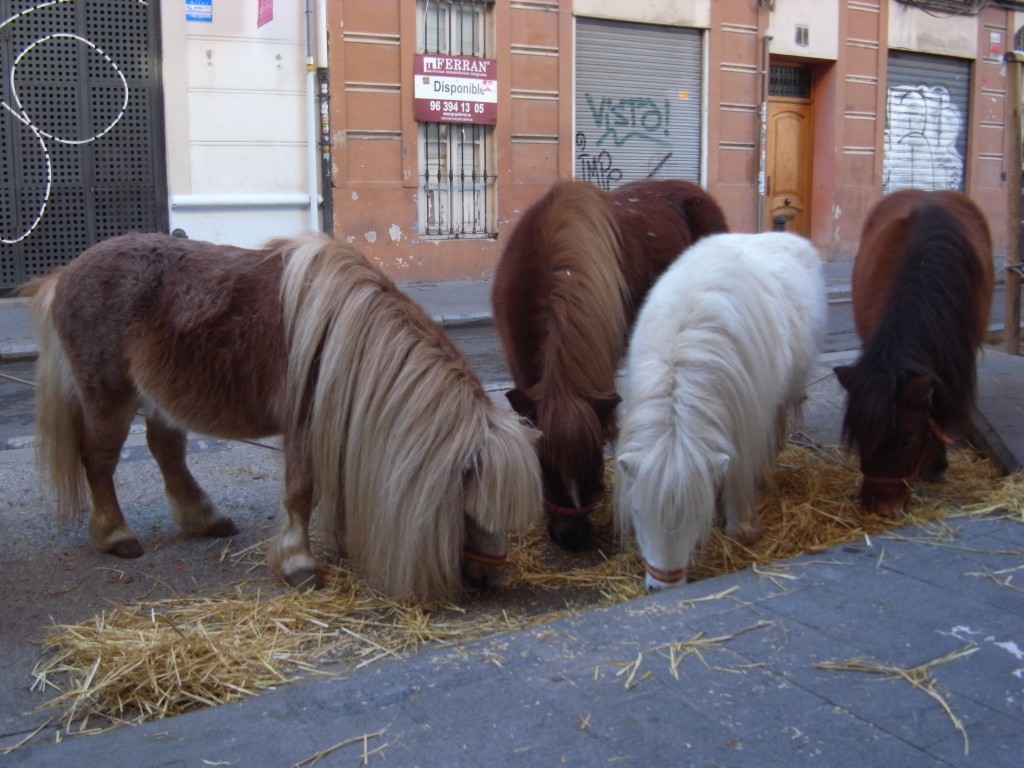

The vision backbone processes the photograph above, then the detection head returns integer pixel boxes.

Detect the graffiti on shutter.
[883,84,965,192]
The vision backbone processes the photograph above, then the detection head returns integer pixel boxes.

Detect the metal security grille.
[883,50,970,194]
[769,64,812,99]
[575,18,703,188]
[417,0,496,238]
[0,0,166,292]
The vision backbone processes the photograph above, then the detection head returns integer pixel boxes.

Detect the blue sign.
[186,0,212,23]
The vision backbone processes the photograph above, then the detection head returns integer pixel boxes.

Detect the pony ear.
[590,393,622,419]
[901,374,935,409]
[833,365,855,391]
[505,388,536,420]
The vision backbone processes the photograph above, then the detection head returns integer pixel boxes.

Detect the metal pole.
[757,35,772,233]
[1004,52,1023,355]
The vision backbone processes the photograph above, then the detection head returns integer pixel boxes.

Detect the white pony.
[615,232,827,590]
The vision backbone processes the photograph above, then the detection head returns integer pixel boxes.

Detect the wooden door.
[765,98,813,236]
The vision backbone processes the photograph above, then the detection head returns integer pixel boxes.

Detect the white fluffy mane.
[615,232,826,577]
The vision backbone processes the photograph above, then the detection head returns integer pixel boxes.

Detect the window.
[417,1,496,238]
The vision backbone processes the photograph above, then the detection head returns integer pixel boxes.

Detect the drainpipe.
[305,0,319,231]
[316,0,333,235]
[1004,50,1023,355]
[757,35,772,233]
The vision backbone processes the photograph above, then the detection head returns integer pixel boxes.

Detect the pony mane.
[841,201,989,451]
[278,235,539,600]
[516,183,631,484]
[533,182,630,400]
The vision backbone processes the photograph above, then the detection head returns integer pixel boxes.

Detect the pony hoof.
[284,568,323,591]
[205,517,239,537]
[107,538,145,559]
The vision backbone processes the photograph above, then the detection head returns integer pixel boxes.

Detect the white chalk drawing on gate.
[882,84,965,194]
[1,1,137,245]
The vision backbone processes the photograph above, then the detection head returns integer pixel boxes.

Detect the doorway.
[765,63,813,236]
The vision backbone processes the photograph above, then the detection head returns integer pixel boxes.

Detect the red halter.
[862,416,956,486]
[461,547,507,568]
[543,497,598,517]
[643,560,688,585]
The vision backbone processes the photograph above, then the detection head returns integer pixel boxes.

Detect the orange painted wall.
[326,1,1013,282]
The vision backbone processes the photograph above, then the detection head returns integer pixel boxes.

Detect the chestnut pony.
[835,189,993,518]
[29,232,541,601]
[491,179,728,549]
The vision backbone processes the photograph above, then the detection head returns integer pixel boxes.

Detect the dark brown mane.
[837,189,994,517]
[492,178,728,545]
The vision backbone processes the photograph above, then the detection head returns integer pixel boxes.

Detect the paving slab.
[5,511,1020,767]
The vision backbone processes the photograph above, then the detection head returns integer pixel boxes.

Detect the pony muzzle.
[461,545,508,590]
[643,560,688,591]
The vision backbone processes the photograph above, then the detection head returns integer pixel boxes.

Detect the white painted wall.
[889,1,977,58]
[160,2,315,246]
[768,0,838,60]
[573,0,711,29]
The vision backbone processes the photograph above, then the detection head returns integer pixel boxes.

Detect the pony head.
[508,386,619,549]
[616,446,728,592]
[835,365,952,518]
[458,409,543,590]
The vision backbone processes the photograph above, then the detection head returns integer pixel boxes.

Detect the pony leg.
[144,413,238,537]
[721,485,762,546]
[266,439,322,589]
[78,402,145,558]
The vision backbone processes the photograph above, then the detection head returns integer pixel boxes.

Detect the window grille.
[769,64,812,99]
[417,0,496,238]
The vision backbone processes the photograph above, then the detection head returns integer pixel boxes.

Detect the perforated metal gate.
[0,0,166,292]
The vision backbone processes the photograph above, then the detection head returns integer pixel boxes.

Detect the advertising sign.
[414,54,497,125]
[185,0,212,23]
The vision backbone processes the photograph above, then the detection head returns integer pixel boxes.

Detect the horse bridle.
[861,415,955,487]
[462,546,507,568]
[543,497,598,517]
[643,560,687,586]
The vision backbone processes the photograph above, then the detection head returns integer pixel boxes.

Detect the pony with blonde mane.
[492,179,728,549]
[615,233,826,590]
[29,232,541,601]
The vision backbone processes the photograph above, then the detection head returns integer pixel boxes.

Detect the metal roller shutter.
[574,18,702,189]
[883,50,970,194]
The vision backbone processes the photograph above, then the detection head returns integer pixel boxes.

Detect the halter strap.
[643,560,688,585]
[862,418,956,486]
[543,497,598,517]
[461,547,507,568]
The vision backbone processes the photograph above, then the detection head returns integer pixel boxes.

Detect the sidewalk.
[0,261,855,362]
[6,505,1022,767]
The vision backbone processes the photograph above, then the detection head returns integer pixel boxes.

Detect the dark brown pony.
[29,232,541,601]
[835,189,994,517]
[491,179,728,548]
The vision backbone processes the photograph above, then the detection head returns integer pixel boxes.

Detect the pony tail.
[29,273,88,528]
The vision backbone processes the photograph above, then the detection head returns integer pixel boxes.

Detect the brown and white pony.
[491,178,728,549]
[835,189,994,518]
[29,232,541,601]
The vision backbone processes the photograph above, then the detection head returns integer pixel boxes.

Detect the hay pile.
[30,442,1023,730]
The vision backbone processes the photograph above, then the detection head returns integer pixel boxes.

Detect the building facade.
[328,0,1022,281]
[1,0,1021,290]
